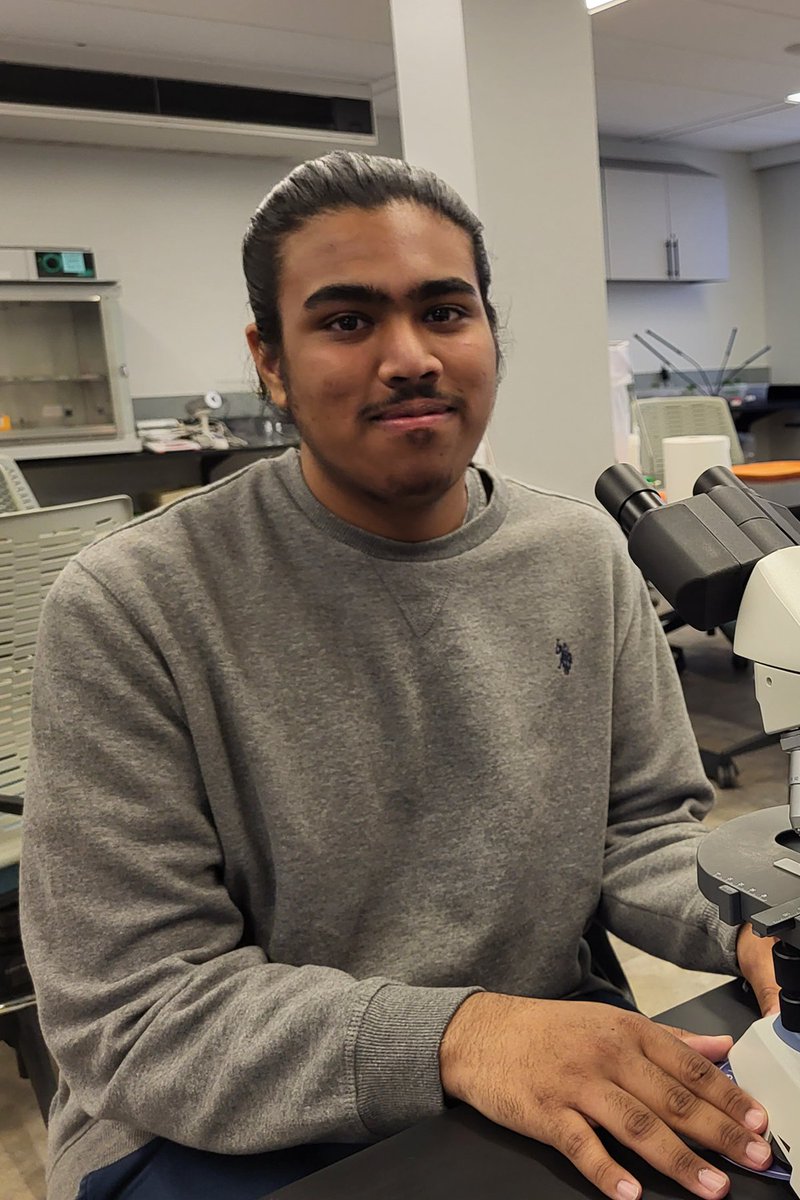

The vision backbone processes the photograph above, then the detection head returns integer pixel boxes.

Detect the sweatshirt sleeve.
[598,534,740,977]
[20,559,478,1151]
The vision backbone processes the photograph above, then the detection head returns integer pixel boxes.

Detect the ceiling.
[1,0,800,154]
[593,0,800,152]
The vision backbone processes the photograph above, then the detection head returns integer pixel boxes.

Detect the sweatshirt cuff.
[354,982,482,1137]
[704,899,741,975]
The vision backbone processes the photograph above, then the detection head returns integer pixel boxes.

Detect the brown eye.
[425,305,465,324]
[326,314,369,333]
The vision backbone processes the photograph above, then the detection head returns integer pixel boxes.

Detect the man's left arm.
[598,538,779,1013]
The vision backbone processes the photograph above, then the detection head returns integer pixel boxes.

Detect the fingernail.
[617,1182,640,1200]
[744,1107,766,1130]
[698,1167,728,1195]
[746,1140,771,1166]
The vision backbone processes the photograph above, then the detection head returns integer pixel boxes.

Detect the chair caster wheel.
[716,762,739,789]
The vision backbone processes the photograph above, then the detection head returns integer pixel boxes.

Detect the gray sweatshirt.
[20,450,737,1200]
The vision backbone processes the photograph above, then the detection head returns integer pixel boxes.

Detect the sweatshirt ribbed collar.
[271,448,509,562]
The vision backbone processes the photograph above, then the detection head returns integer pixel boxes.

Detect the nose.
[376,317,443,391]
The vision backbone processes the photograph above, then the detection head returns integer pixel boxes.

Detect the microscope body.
[596,463,800,1195]
[697,801,800,1187]
[729,1015,799,1177]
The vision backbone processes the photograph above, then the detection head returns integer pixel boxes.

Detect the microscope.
[596,462,800,1195]
[185,391,230,450]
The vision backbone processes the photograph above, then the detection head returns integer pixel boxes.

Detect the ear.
[245,323,288,412]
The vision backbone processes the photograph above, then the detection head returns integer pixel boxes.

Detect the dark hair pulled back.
[242,150,499,359]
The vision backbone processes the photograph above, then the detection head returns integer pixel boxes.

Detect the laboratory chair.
[634,395,745,483]
[0,455,39,514]
[0,494,133,1121]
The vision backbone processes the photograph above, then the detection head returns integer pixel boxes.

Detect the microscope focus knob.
[774,941,800,987]
[774,942,800,1034]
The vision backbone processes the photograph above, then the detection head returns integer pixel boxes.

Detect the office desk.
[17,445,290,513]
[728,386,800,436]
[273,982,786,1200]
[731,403,800,435]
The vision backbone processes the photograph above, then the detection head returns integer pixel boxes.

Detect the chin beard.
[284,378,473,508]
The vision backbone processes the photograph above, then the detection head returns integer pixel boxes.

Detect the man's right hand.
[439,992,772,1200]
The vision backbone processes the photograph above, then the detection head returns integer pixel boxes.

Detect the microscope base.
[728,1015,800,1196]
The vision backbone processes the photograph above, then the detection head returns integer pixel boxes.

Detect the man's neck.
[298,447,469,543]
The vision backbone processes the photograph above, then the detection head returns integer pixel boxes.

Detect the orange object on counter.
[0,416,10,432]
[733,461,800,483]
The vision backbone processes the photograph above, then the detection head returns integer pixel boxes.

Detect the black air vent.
[0,61,373,134]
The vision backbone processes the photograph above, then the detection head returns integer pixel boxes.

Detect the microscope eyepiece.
[693,465,749,495]
[595,464,663,537]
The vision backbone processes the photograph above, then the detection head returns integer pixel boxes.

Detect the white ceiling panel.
[0,0,394,83]
[595,78,777,139]
[592,0,800,64]
[666,104,800,152]
[8,0,392,43]
[707,0,800,18]
[591,0,800,151]
[594,32,800,100]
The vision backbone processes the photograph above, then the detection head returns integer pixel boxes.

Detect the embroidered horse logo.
[556,640,573,676]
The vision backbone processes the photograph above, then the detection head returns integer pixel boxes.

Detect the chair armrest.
[0,794,23,816]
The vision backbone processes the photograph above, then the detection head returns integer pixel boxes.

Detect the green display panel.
[35,250,96,279]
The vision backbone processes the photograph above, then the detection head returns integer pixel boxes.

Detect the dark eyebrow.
[303,284,390,311]
[408,277,478,303]
[302,277,479,312]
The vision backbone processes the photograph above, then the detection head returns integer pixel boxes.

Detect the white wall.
[758,162,800,383]
[600,137,768,383]
[0,120,402,399]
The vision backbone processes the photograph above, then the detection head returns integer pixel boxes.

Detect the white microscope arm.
[733,545,800,834]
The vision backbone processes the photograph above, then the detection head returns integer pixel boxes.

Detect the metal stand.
[700,731,782,790]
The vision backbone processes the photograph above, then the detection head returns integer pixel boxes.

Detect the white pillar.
[390,0,614,500]
[389,0,479,212]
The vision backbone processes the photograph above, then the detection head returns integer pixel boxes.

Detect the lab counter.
[17,445,289,513]
[272,981,787,1200]
[16,451,800,521]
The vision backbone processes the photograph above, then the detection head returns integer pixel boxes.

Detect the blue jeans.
[77,988,636,1199]
[76,1139,368,1200]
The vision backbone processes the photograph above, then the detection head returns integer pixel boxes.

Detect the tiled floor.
[0,1044,46,1200]
[0,624,788,1198]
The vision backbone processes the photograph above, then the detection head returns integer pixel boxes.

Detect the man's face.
[249,202,497,511]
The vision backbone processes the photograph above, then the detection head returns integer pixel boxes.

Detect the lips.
[371,400,456,421]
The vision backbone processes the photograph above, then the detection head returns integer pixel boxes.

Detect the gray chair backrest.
[0,457,39,514]
[634,396,744,482]
[0,495,133,806]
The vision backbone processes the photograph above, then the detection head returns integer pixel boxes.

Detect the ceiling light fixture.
[587,0,632,12]
[786,93,800,104]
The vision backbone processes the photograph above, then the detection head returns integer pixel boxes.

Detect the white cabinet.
[666,173,729,283]
[603,169,669,281]
[602,165,729,283]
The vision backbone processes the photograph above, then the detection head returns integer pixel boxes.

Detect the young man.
[22,152,778,1200]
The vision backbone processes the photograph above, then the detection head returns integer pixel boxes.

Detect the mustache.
[363,382,464,421]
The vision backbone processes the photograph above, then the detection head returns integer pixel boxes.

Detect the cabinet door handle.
[665,239,674,278]
[673,235,681,279]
